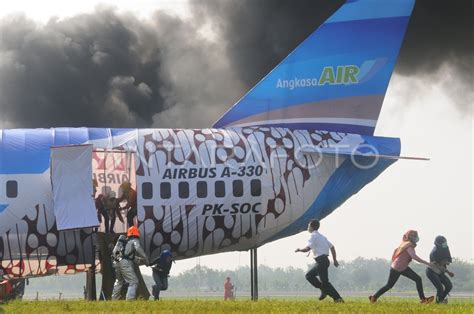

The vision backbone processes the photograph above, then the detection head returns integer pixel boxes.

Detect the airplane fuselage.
[1,126,370,277]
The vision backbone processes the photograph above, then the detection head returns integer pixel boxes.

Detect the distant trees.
[24,257,473,297]
[167,258,474,293]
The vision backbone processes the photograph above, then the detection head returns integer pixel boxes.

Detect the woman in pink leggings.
[369,230,434,304]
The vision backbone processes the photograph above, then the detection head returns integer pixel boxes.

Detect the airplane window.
[251,179,261,197]
[6,180,18,198]
[233,180,244,197]
[179,182,189,199]
[160,182,171,199]
[215,181,225,198]
[142,182,153,200]
[197,181,207,198]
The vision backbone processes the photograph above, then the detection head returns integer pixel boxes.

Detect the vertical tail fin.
[213,0,415,135]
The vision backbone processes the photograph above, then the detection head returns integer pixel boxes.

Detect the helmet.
[127,226,140,237]
[435,235,447,246]
[160,250,172,258]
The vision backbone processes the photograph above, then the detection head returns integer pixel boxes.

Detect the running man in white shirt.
[295,219,343,302]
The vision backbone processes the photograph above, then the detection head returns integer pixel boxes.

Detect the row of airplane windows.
[141,179,262,200]
[3,179,262,200]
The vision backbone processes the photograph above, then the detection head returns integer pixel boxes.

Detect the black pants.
[374,267,425,300]
[152,270,169,300]
[98,210,113,233]
[102,209,117,233]
[426,268,452,303]
[305,255,342,300]
[127,208,137,227]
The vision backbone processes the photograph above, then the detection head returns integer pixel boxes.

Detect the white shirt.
[307,231,333,258]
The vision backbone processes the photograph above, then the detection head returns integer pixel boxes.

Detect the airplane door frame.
[92,148,137,234]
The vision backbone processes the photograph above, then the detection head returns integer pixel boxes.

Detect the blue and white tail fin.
[213,0,415,135]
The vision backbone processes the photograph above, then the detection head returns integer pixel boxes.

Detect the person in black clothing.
[426,235,454,303]
[118,182,137,228]
[151,250,173,300]
[93,180,108,232]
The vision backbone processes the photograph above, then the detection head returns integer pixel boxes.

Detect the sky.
[0,0,472,275]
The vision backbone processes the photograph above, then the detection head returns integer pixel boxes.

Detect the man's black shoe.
[334,298,344,303]
[318,292,327,301]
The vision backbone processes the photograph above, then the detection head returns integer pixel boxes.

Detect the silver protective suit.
[111,237,148,300]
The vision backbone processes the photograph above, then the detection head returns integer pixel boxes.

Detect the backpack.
[112,235,136,262]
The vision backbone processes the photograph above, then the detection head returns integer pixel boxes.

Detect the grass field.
[1,298,473,313]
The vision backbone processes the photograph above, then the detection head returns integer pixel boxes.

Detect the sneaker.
[421,296,435,304]
[318,292,327,301]
[442,298,448,304]
[368,295,377,304]
[334,298,344,303]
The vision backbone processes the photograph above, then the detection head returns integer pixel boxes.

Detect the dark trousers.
[426,268,452,303]
[127,208,137,227]
[374,267,425,300]
[98,210,111,233]
[152,270,168,300]
[305,255,342,300]
[101,210,116,233]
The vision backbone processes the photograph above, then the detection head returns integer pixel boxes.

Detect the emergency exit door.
[51,144,99,231]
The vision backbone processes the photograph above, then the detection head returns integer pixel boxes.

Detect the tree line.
[23,257,473,298]
[166,258,473,293]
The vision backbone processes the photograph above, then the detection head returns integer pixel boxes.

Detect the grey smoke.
[0,1,471,129]
[398,0,473,80]
[194,0,473,110]
[0,8,243,129]
[191,0,344,89]
[0,11,162,128]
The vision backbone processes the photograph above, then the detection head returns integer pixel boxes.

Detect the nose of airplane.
[0,204,8,213]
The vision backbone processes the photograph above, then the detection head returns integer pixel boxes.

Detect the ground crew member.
[151,250,173,300]
[224,277,234,300]
[112,226,149,300]
[295,219,344,303]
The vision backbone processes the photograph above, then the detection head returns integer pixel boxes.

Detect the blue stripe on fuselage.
[238,123,375,135]
[0,128,120,174]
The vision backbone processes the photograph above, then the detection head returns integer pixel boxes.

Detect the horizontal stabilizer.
[300,134,428,161]
[301,146,429,161]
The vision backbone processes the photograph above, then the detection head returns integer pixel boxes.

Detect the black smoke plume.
[0,1,471,128]
[0,8,242,128]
